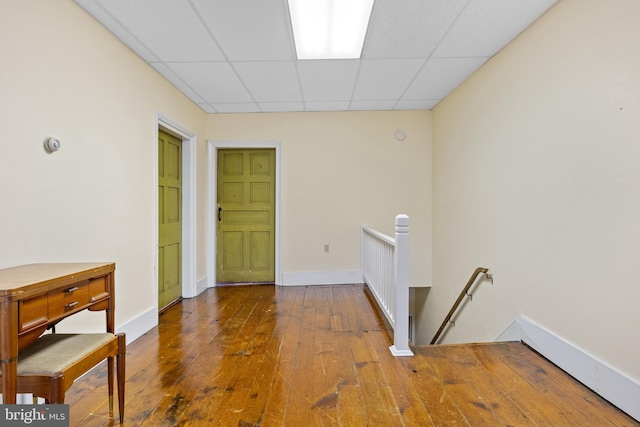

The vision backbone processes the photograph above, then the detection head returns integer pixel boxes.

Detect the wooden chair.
[14,332,126,423]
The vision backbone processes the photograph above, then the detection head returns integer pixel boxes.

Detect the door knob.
[218,207,222,221]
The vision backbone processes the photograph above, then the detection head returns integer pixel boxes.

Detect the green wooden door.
[158,130,182,310]
[217,149,275,284]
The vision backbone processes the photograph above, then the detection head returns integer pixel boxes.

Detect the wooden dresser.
[0,262,115,403]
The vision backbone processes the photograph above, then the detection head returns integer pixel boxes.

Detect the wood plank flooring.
[67,284,638,426]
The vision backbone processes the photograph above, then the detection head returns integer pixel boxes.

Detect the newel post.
[390,214,414,356]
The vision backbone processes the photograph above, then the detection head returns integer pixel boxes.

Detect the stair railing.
[430,267,493,345]
[361,214,413,356]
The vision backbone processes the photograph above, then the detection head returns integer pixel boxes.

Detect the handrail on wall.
[430,267,493,345]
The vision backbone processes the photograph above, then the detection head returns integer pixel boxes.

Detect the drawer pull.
[65,301,78,309]
[65,287,79,293]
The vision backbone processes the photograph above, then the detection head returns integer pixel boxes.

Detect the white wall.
[208,111,433,288]
[429,0,640,387]
[0,0,207,337]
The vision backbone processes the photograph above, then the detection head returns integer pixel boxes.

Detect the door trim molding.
[207,140,283,286]
[155,113,198,304]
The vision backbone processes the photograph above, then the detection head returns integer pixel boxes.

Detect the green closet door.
[217,149,275,284]
[158,130,182,310]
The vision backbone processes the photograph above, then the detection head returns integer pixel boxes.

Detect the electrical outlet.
[324,244,330,253]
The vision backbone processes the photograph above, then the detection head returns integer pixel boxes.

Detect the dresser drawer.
[48,281,91,318]
[18,293,48,332]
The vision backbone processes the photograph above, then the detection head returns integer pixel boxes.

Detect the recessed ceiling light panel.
[288,0,374,59]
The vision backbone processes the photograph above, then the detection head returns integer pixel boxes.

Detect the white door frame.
[155,113,198,305]
[207,140,283,286]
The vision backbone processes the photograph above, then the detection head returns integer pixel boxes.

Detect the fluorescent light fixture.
[288,0,374,59]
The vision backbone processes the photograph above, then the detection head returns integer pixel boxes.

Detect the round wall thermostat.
[44,137,61,153]
[394,130,406,141]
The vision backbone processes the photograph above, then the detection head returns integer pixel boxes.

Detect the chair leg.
[48,372,65,404]
[107,356,114,417]
[116,333,126,424]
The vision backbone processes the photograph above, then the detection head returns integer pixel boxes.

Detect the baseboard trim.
[496,315,640,422]
[282,270,364,286]
[115,307,158,346]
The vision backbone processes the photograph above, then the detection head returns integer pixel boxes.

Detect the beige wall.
[430,0,640,383]
[208,111,432,287]
[0,0,208,333]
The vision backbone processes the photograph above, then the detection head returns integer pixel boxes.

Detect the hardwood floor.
[67,284,637,426]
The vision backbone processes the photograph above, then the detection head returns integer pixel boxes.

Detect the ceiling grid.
[75,0,557,113]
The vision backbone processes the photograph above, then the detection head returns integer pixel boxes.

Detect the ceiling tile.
[433,0,557,58]
[233,61,301,103]
[190,0,295,61]
[150,63,206,104]
[167,63,253,104]
[402,57,489,100]
[352,59,425,101]
[364,0,468,59]
[75,0,160,62]
[297,60,360,102]
[91,0,226,61]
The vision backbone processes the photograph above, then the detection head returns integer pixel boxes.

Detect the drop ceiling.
[75,0,557,114]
